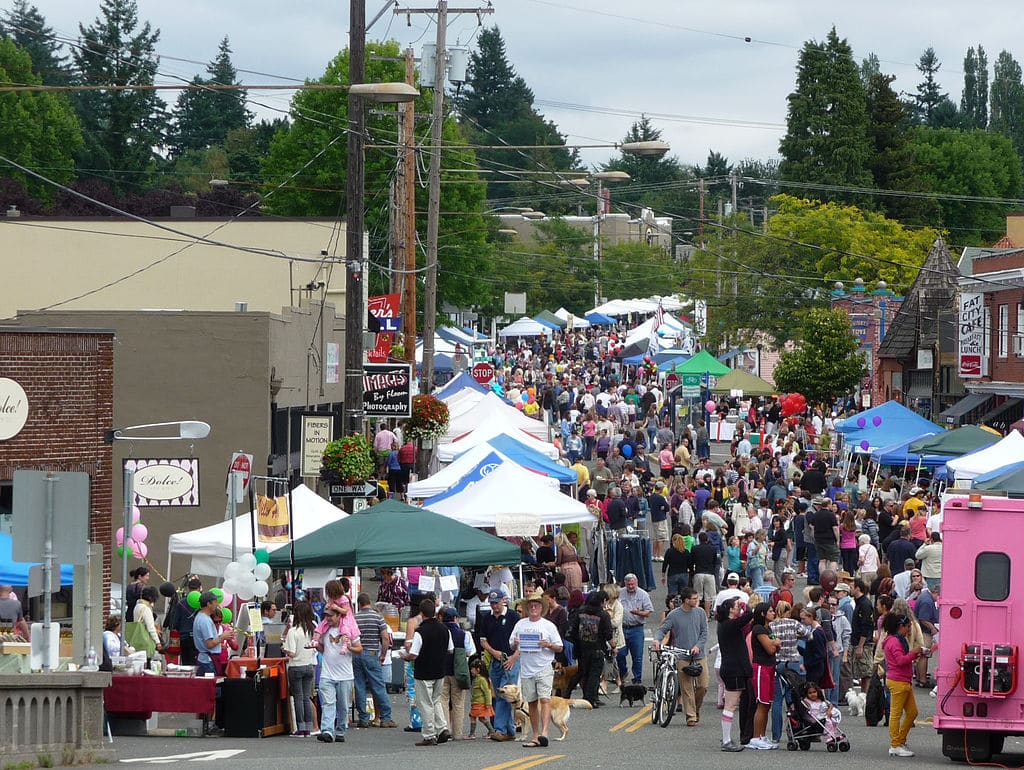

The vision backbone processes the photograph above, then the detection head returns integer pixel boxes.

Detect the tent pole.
[287,479,296,606]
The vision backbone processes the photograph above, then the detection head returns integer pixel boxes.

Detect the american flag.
[647,301,664,356]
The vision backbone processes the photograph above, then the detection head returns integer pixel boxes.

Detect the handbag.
[818,663,835,691]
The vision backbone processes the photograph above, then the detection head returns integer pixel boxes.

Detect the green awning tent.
[907,425,1001,456]
[266,499,521,568]
[973,463,1024,498]
[671,349,731,377]
[534,309,567,329]
[710,368,776,397]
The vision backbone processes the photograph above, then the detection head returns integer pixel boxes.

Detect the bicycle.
[648,644,687,727]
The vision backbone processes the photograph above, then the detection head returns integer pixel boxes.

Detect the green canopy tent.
[265,499,521,568]
[973,463,1024,498]
[671,349,731,377]
[907,425,1001,456]
[710,368,776,397]
[534,309,567,329]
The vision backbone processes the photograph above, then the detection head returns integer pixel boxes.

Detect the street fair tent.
[0,532,74,585]
[624,312,691,349]
[671,349,731,377]
[869,436,948,468]
[407,448,560,499]
[480,434,577,484]
[534,309,567,329]
[907,424,1001,456]
[438,421,559,462]
[590,296,687,317]
[423,462,594,533]
[836,401,940,452]
[267,499,521,568]
[973,461,1024,496]
[945,429,1024,483]
[437,325,488,347]
[166,484,346,577]
[554,307,590,328]
[584,311,616,326]
[498,317,550,338]
[445,392,549,442]
[710,368,776,397]
[435,371,488,399]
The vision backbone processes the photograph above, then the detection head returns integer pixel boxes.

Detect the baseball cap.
[487,589,507,603]
[442,607,458,620]
[904,558,916,567]
[726,572,740,584]
[782,567,796,575]
[910,486,924,495]
[835,583,851,593]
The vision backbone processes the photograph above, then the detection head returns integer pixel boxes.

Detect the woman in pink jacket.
[883,612,924,758]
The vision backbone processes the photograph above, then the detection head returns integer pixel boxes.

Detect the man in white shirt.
[316,604,364,743]
[507,591,563,747]
[713,573,748,611]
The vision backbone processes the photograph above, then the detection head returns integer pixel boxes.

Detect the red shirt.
[397,442,416,464]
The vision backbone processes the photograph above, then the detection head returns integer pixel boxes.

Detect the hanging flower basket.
[404,394,449,442]
[320,434,375,485]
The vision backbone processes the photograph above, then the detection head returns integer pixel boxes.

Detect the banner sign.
[693,300,707,338]
[126,458,200,507]
[256,494,290,542]
[958,292,984,378]
[363,362,413,418]
[300,414,333,478]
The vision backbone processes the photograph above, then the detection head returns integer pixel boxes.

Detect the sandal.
[522,740,542,748]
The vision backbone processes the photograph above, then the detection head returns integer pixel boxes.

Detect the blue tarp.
[869,435,949,468]
[836,401,940,451]
[585,312,616,326]
[435,371,488,398]
[973,460,1024,485]
[461,434,577,485]
[533,316,561,330]
[623,349,691,367]
[0,532,75,586]
[437,326,478,346]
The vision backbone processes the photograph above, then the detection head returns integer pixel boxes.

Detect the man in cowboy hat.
[506,590,563,747]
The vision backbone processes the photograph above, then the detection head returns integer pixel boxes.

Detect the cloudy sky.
[34,0,1024,170]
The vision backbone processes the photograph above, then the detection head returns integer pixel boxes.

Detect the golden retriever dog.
[497,684,593,742]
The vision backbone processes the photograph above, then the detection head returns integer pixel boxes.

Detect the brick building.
[0,327,114,621]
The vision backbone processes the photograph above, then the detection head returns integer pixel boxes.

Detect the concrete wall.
[0,217,346,318]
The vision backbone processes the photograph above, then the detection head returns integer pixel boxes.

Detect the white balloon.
[253,580,269,597]
[253,563,272,581]
[238,553,257,571]
[237,584,255,600]
[224,562,242,579]
[222,578,240,595]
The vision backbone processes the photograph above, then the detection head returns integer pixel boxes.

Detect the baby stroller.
[778,668,851,752]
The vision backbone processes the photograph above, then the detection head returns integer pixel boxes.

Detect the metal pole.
[119,465,134,657]
[403,47,417,368]
[345,0,367,433]
[229,470,238,563]
[420,0,448,393]
[593,178,602,307]
[42,473,55,670]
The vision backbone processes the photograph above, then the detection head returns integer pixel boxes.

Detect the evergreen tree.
[72,0,165,193]
[860,53,881,87]
[911,47,955,127]
[990,50,1024,157]
[169,37,251,157]
[455,26,575,203]
[0,0,70,84]
[778,27,873,200]
[961,45,989,129]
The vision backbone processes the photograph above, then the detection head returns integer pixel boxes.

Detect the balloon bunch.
[855,414,883,451]
[116,506,149,559]
[779,392,807,418]
[641,355,658,377]
[516,388,537,412]
[222,549,272,602]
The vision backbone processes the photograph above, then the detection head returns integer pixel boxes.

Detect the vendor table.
[220,658,290,738]
[104,673,216,720]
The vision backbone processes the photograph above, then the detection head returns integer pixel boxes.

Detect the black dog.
[619,683,649,707]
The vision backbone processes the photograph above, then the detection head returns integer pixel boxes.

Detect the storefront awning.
[938,392,994,426]
[983,398,1024,434]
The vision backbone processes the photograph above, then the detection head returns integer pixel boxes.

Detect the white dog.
[845,687,866,716]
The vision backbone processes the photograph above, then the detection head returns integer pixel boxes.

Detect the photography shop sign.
[125,457,201,507]
[362,362,413,418]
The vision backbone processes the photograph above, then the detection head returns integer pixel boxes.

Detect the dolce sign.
[0,378,29,440]
[125,458,201,507]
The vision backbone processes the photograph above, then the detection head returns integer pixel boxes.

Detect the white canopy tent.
[166,484,346,578]
[443,388,488,420]
[553,307,591,329]
[438,421,559,462]
[946,429,1024,483]
[624,312,692,349]
[415,334,458,362]
[423,462,594,534]
[590,295,688,317]
[407,443,559,499]
[498,316,551,338]
[445,392,549,442]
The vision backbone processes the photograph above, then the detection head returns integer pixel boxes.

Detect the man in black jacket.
[605,487,629,531]
[568,590,613,707]
[849,580,875,694]
[405,599,454,746]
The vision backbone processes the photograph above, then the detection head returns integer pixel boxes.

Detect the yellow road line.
[609,706,652,732]
[479,755,566,770]
[625,709,655,732]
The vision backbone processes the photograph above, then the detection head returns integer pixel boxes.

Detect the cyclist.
[653,587,708,726]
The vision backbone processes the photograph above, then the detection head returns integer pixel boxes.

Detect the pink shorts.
[752,663,775,705]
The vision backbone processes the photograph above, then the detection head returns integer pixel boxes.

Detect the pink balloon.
[115,527,125,546]
[132,541,148,559]
[705,400,717,413]
[131,523,148,543]
[221,591,234,607]
[132,505,142,523]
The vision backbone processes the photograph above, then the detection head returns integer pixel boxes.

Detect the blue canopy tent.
[869,435,949,468]
[836,401,941,451]
[0,532,74,585]
[623,349,691,367]
[585,311,616,326]
[472,434,577,485]
[972,460,1024,485]
[437,326,480,347]
[435,370,488,398]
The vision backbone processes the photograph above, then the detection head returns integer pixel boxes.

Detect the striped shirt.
[769,617,812,663]
[355,608,390,657]
[619,587,654,628]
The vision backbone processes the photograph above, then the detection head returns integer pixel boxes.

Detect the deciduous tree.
[772,309,865,407]
[990,50,1024,157]
[961,45,989,129]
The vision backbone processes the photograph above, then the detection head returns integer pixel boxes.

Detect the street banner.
[256,494,290,542]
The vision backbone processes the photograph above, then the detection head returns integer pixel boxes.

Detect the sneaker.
[356,722,370,729]
[317,732,335,743]
[721,741,743,752]
[379,720,398,728]
[748,738,777,750]
[437,729,451,744]
[888,746,914,757]
[404,726,422,733]
[334,734,346,743]
[415,738,437,746]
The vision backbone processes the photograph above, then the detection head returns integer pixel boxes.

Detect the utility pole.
[402,47,417,367]
[398,1,492,393]
[698,178,705,245]
[344,0,366,435]
[731,169,739,301]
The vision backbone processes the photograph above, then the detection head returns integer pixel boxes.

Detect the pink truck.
[933,491,1021,762]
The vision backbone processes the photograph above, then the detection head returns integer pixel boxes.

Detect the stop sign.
[471,362,494,384]
[665,373,680,391]
[227,452,253,497]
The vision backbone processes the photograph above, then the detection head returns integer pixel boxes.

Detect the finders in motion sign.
[362,362,413,418]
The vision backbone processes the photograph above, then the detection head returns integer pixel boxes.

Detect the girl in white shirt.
[283,602,319,736]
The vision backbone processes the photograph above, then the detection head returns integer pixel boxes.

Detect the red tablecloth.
[105,674,217,719]
[223,657,289,700]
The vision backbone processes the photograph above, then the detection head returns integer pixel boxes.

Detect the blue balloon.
[622,444,633,458]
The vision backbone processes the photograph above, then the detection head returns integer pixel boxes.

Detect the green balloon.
[220,607,233,624]
[211,587,225,602]
[254,548,270,565]
[186,590,202,609]
[117,545,126,558]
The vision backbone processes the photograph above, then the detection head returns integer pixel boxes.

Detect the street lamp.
[106,420,211,653]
